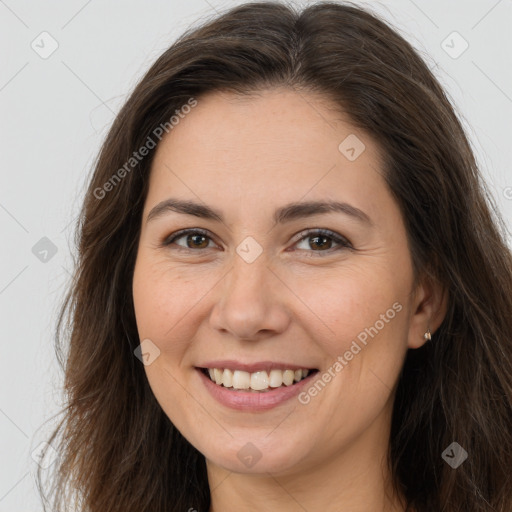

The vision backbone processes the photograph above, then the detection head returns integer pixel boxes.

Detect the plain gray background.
[1,0,511,509]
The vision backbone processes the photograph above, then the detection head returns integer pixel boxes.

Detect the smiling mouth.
[198,367,319,392]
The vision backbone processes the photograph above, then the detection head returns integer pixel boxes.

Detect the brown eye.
[308,234,332,250]
[163,229,216,251]
[184,233,210,249]
[162,228,352,256]
[293,229,352,255]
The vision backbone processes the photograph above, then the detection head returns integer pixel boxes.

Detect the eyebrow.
[146,198,373,227]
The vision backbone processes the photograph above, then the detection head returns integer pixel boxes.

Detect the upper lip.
[197,360,318,373]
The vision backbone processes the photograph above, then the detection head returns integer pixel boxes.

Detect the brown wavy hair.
[37,1,512,511]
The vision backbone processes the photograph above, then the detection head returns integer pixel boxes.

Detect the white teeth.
[214,368,223,385]
[250,371,269,390]
[232,370,250,389]
[205,367,313,391]
[282,370,295,386]
[222,368,233,388]
[268,369,283,388]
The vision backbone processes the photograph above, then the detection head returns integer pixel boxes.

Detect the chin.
[201,433,309,475]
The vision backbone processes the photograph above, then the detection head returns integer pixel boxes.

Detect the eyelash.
[161,228,353,256]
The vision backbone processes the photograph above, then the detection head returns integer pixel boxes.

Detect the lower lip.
[196,368,318,411]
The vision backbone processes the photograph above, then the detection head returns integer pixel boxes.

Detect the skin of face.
[132,88,447,511]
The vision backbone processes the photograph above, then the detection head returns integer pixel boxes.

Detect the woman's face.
[132,88,431,476]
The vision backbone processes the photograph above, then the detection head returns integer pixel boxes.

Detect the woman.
[37,2,512,511]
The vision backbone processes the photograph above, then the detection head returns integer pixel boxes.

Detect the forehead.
[146,88,388,222]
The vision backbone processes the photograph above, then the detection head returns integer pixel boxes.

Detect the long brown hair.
[37,2,512,511]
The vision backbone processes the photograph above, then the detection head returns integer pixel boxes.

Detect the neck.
[206,414,406,512]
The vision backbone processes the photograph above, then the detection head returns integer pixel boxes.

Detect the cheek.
[132,252,224,367]
[291,264,410,417]
[292,269,408,432]
[132,255,191,355]
[294,266,405,355]
[132,256,203,431]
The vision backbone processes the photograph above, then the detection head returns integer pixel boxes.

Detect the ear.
[407,270,448,349]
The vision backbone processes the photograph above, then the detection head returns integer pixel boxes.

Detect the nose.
[208,252,291,341]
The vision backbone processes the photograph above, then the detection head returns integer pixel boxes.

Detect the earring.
[423,327,432,341]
